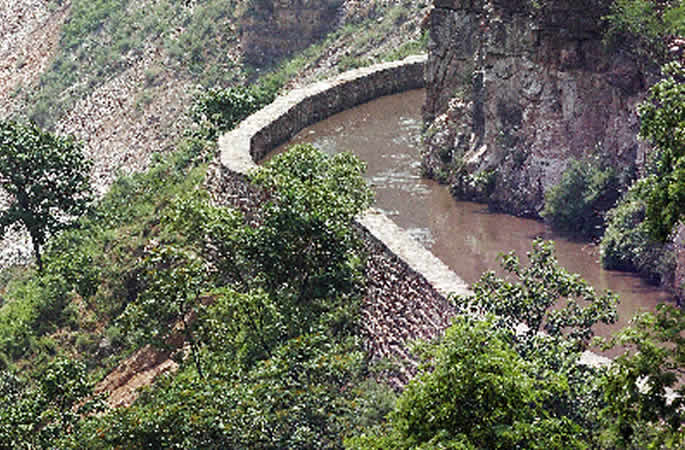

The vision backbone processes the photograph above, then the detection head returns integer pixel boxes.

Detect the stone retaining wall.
[215,55,471,385]
[219,55,427,173]
[213,54,616,380]
[218,54,471,301]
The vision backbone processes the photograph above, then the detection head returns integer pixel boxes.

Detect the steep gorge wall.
[423,0,685,299]
[422,0,655,216]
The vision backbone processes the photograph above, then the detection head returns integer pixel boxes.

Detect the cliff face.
[422,0,654,216]
[240,0,342,65]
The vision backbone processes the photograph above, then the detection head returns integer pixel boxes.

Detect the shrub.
[542,158,620,239]
[636,62,685,242]
[600,187,675,286]
[604,0,685,61]
[0,274,71,361]
[189,85,270,141]
[347,316,589,449]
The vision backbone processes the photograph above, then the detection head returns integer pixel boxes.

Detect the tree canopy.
[637,61,685,242]
[348,240,685,448]
[0,121,92,270]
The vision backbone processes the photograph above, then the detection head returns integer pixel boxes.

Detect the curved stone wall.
[214,54,609,379]
[216,55,471,385]
[218,54,471,300]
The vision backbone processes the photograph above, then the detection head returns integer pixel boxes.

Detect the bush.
[604,0,685,61]
[542,158,620,239]
[347,316,589,449]
[600,187,675,286]
[189,84,276,141]
[0,274,71,361]
[636,62,685,242]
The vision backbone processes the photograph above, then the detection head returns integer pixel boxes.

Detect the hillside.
[0,0,684,448]
[0,0,429,267]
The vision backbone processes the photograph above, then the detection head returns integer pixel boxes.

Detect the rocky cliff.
[422,0,656,216]
[240,0,342,65]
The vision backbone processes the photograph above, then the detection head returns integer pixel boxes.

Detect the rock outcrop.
[240,0,342,65]
[422,0,655,217]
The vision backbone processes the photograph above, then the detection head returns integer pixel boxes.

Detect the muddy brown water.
[270,89,674,353]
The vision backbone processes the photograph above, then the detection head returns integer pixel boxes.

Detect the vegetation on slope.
[0,0,683,448]
[0,138,384,447]
[22,0,244,128]
[541,157,622,240]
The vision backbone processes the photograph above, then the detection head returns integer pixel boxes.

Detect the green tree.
[119,245,209,378]
[350,241,620,448]
[120,145,371,381]
[600,186,675,285]
[190,86,262,141]
[599,304,685,448]
[248,144,372,303]
[169,144,372,307]
[197,287,286,369]
[0,358,105,449]
[454,240,617,439]
[347,316,587,449]
[163,190,250,289]
[0,121,92,270]
[81,333,367,449]
[542,158,620,239]
[637,61,685,242]
[454,239,618,349]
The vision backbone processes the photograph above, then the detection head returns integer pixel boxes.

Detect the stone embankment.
[214,55,471,386]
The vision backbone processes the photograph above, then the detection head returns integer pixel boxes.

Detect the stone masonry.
[216,55,472,386]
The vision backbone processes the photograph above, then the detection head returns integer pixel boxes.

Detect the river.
[272,89,674,347]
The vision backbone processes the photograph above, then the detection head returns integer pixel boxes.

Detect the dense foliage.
[190,84,278,141]
[5,143,380,448]
[348,315,589,449]
[599,303,685,448]
[0,357,105,449]
[542,158,620,238]
[636,61,685,242]
[2,144,684,446]
[349,240,685,448]
[0,121,92,270]
[600,186,675,285]
[71,145,374,448]
[0,141,383,447]
[604,0,685,60]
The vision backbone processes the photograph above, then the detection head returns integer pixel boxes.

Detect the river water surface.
[272,89,674,347]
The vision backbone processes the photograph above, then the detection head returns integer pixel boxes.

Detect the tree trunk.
[31,233,43,272]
